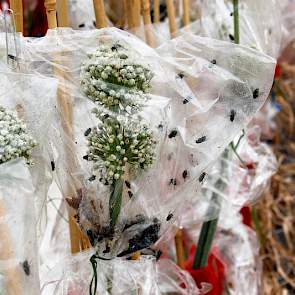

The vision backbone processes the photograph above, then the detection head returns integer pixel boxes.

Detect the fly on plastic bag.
[21,27,275,259]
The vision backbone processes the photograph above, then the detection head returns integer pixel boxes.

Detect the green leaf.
[109,178,124,229]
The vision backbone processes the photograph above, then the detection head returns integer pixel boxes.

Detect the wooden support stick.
[166,0,177,38]
[56,0,69,27]
[141,0,156,47]
[0,198,22,295]
[175,229,185,269]
[131,251,141,260]
[141,0,152,26]
[153,0,160,23]
[134,0,141,28]
[9,0,23,33]
[44,0,58,29]
[93,0,107,28]
[182,0,190,26]
[125,0,141,29]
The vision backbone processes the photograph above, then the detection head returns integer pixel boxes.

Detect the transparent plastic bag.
[21,27,275,257]
[0,66,59,241]
[41,251,159,295]
[68,0,96,30]
[186,0,282,58]
[157,259,200,295]
[180,124,277,224]
[0,159,40,295]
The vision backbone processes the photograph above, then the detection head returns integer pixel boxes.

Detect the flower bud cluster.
[80,43,153,111]
[0,106,36,165]
[85,112,156,185]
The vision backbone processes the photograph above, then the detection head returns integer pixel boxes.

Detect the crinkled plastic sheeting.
[187,0,282,58]
[157,259,200,295]
[21,27,275,258]
[68,0,96,30]
[0,160,40,295]
[182,211,262,295]
[179,124,277,224]
[0,65,58,241]
[41,251,200,295]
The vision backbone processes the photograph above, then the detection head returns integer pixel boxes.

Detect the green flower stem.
[193,0,240,269]
[109,178,124,229]
[233,0,240,44]
[193,177,226,269]
[192,207,219,269]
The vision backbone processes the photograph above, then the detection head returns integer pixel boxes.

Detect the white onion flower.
[80,42,154,112]
[0,106,36,165]
[84,112,156,185]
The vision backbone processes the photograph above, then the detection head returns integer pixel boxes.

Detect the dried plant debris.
[255,61,295,295]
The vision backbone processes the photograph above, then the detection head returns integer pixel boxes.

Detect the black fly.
[177,72,185,79]
[166,213,173,221]
[230,109,236,122]
[211,59,217,65]
[22,260,30,276]
[199,172,207,183]
[196,135,206,144]
[253,88,259,99]
[182,170,188,179]
[183,96,192,104]
[50,160,55,171]
[128,191,133,198]
[83,155,89,160]
[84,128,91,137]
[125,181,131,189]
[169,178,177,186]
[88,175,96,182]
[168,130,178,138]
[229,34,235,41]
[111,42,122,51]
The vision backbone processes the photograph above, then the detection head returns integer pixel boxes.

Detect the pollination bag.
[21,27,275,258]
[186,0,282,58]
[180,124,277,224]
[41,251,200,295]
[0,67,58,295]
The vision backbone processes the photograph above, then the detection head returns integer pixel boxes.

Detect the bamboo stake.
[9,0,23,33]
[45,1,90,253]
[153,0,160,23]
[175,229,185,269]
[0,197,22,295]
[56,0,69,27]
[141,0,156,47]
[165,0,177,38]
[125,0,141,29]
[44,0,58,29]
[182,0,190,26]
[93,0,107,28]
[134,0,141,28]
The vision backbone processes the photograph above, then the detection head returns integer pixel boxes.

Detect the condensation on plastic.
[185,0,282,58]
[0,159,40,295]
[21,27,275,258]
[180,124,277,225]
[0,65,59,241]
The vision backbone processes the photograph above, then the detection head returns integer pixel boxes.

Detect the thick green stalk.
[193,0,240,269]
[233,0,240,44]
